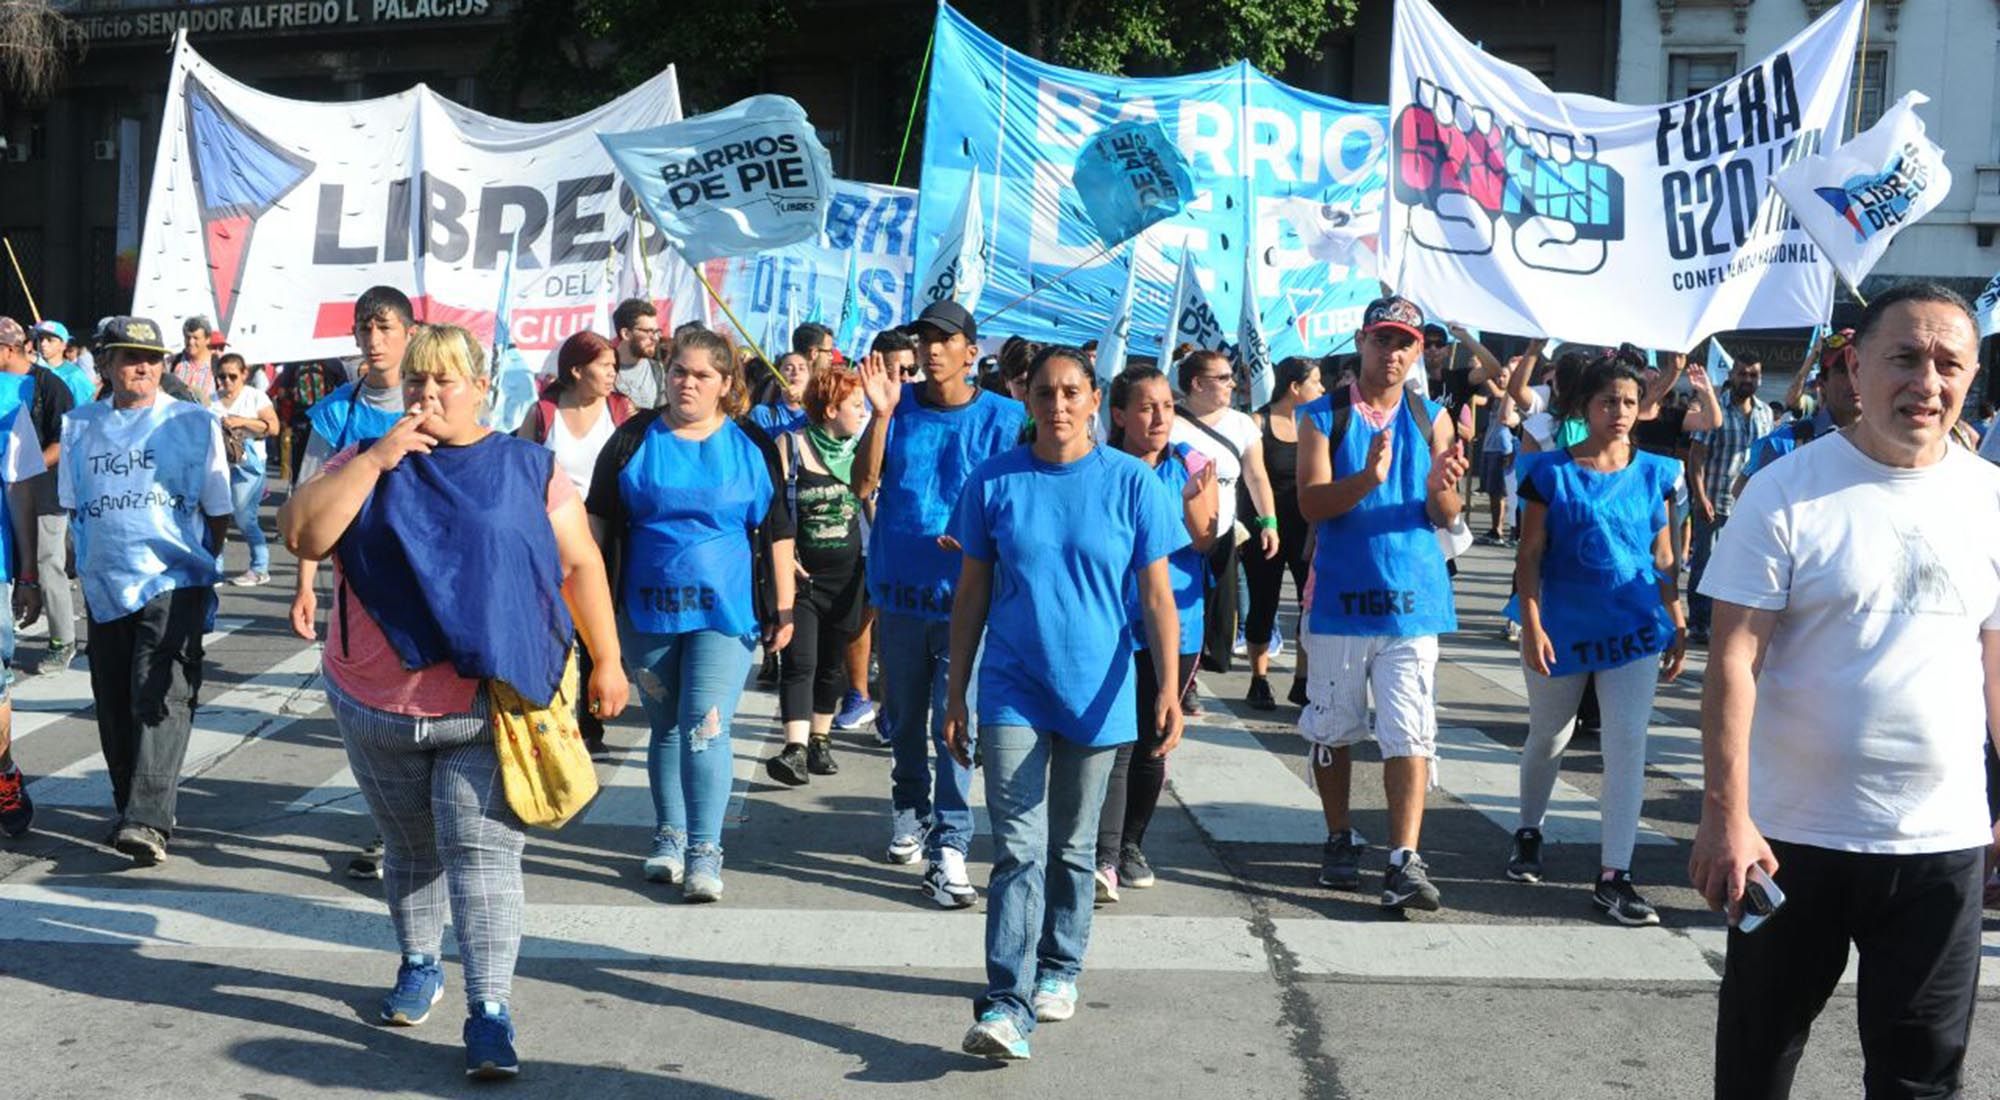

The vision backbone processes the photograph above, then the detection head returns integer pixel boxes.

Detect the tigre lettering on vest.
[1338,589,1418,617]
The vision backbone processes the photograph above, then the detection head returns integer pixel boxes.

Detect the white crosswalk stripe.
[7,617,253,745]
[7,884,1992,987]
[26,646,322,809]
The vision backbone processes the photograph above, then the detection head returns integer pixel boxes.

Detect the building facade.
[1618,0,2000,301]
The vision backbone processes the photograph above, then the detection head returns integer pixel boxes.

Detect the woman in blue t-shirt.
[944,347,1190,1062]
[584,329,796,904]
[1093,365,1218,902]
[1508,355,1686,927]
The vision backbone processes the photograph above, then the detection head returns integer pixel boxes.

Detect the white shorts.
[1297,632,1439,761]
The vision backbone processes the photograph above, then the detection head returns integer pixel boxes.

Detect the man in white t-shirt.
[1690,282,2000,1098]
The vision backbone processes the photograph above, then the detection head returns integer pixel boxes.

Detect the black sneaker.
[113,823,168,866]
[1505,828,1544,883]
[347,837,385,880]
[1246,676,1277,712]
[806,737,839,776]
[1593,872,1661,927]
[1381,852,1442,912]
[583,736,611,761]
[1118,842,1155,889]
[1318,829,1364,889]
[765,743,810,787]
[1287,678,1309,707]
[758,650,780,686]
[1180,683,1203,718]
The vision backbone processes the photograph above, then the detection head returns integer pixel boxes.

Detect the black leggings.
[1243,515,1309,645]
[778,564,866,722]
[1096,650,1196,867]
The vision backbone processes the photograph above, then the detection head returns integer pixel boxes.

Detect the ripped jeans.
[621,626,756,849]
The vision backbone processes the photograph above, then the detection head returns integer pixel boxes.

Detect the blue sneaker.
[961,1009,1030,1061]
[832,690,876,731]
[1031,977,1077,1022]
[463,1001,519,1080]
[643,827,686,885]
[378,953,445,1026]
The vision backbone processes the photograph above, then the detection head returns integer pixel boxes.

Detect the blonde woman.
[279,324,628,1082]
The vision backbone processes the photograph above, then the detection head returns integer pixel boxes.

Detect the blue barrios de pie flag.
[1073,121,1195,248]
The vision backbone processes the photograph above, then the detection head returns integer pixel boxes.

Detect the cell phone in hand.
[1738,864,1786,933]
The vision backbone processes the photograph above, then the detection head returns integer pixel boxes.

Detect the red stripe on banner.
[310,295,682,350]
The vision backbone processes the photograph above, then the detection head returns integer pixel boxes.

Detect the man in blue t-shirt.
[289,287,414,882]
[290,286,415,647]
[854,300,1027,909]
[1295,296,1469,912]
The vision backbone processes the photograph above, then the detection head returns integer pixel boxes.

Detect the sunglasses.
[1425,341,1447,350]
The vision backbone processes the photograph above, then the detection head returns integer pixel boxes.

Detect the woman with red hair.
[765,365,870,786]
[519,329,634,755]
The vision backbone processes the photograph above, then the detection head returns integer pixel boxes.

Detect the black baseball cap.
[95,315,171,355]
[905,300,978,343]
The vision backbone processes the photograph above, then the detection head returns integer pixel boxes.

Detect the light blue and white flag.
[1974,271,2000,338]
[1094,247,1141,390]
[911,164,989,317]
[1237,244,1275,407]
[834,250,869,358]
[602,94,835,263]
[1771,91,1952,289]
[1157,249,1228,375]
[1073,121,1195,248]
[1706,337,1734,387]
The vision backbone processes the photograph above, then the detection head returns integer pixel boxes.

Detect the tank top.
[547,401,615,496]
[1259,407,1302,531]
[1301,391,1456,638]
[786,432,862,577]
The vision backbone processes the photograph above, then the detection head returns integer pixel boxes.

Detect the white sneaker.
[230,570,270,588]
[886,832,922,865]
[1031,977,1078,1022]
[923,849,976,909]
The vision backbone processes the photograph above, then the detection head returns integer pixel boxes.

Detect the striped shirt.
[1692,400,1775,517]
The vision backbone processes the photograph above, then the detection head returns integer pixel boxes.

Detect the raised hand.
[858,352,902,418]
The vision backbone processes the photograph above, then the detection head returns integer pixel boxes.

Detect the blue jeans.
[622,627,755,849]
[975,723,1119,1035]
[1688,513,1726,632]
[878,611,974,858]
[227,463,269,574]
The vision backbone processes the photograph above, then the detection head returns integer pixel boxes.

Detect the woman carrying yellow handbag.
[279,323,628,1083]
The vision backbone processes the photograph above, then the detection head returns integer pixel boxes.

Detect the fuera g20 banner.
[917,3,1389,361]
[1386,0,1863,349]
[133,34,691,362]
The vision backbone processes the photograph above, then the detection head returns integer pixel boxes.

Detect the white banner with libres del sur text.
[133,33,696,362]
[1385,0,1863,348]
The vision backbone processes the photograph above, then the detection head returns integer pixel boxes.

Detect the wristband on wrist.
[1255,515,1278,531]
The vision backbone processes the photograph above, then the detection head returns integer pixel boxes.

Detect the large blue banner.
[917,3,1389,361]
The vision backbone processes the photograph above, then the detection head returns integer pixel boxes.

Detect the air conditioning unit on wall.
[92,140,116,161]
[4,144,28,163]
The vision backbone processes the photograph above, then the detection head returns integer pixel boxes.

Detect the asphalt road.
[3,521,1994,1099]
